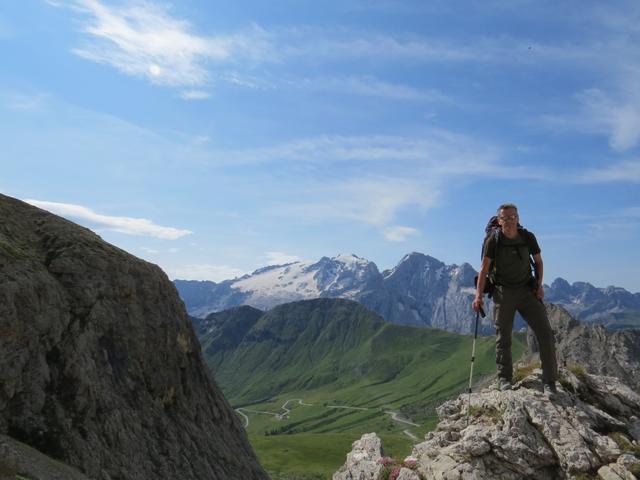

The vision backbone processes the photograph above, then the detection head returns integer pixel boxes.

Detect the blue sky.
[2,0,639,291]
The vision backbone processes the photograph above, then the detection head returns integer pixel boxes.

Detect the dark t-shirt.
[483,230,540,288]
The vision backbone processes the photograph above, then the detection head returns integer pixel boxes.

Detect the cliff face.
[0,194,267,480]
[528,304,640,391]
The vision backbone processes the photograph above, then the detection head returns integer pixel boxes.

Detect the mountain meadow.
[192,298,526,479]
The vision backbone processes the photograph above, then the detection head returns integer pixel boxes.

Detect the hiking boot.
[543,382,557,395]
[497,378,512,391]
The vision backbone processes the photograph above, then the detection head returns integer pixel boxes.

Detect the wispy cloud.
[541,87,640,152]
[576,159,640,183]
[262,251,302,265]
[180,90,211,100]
[64,0,271,90]
[167,263,246,281]
[207,131,554,181]
[25,199,192,239]
[295,76,449,102]
[270,176,441,227]
[384,225,419,242]
[1,92,49,111]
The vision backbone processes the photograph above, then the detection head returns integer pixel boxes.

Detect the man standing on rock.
[472,203,558,394]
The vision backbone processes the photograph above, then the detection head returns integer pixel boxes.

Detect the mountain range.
[175,253,640,334]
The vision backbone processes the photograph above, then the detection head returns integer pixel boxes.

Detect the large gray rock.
[528,304,640,390]
[0,194,267,479]
[334,370,640,480]
[412,370,639,479]
[0,434,91,480]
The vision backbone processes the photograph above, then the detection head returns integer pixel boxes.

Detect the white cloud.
[577,160,640,183]
[2,92,49,111]
[296,76,449,102]
[24,199,192,239]
[167,263,246,281]
[180,90,211,100]
[576,89,640,152]
[263,251,302,265]
[67,0,271,88]
[271,176,441,227]
[384,226,419,242]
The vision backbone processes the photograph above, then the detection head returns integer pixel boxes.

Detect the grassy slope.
[198,299,525,478]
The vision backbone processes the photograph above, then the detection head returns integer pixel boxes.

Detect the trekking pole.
[467,306,485,427]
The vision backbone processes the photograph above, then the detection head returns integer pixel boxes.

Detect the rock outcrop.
[335,369,640,479]
[528,304,640,390]
[0,434,92,480]
[0,194,267,479]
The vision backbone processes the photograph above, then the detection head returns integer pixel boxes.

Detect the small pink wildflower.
[389,466,401,480]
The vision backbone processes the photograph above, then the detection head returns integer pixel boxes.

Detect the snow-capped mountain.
[174,254,382,316]
[175,252,489,334]
[174,252,640,334]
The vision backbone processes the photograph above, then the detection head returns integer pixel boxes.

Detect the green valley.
[195,298,525,479]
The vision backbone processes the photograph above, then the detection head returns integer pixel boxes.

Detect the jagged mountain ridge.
[545,277,640,327]
[527,304,640,391]
[0,194,267,480]
[175,252,640,334]
[176,252,489,334]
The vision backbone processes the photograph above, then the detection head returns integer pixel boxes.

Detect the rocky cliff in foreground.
[0,194,267,480]
[528,304,640,391]
[334,369,640,479]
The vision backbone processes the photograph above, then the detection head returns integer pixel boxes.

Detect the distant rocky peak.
[449,262,476,285]
[383,252,441,279]
[550,277,571,291]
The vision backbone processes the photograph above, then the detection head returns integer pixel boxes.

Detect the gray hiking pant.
[493,285,558,384]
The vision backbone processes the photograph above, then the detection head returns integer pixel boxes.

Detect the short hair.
[497,203,518,215]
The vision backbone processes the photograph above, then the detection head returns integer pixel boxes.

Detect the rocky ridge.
[528,304,640,391]
[545,278,640,325]
[0,194,267,480]
[335,369,640,479]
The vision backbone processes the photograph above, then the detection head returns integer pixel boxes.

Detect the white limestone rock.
[333,433,384,480]
[410,369,640,479]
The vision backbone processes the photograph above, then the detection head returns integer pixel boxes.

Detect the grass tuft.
[513,361,540,383]
[468,405,504,423]
[609,432,640,456]
[567,364,588,383]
